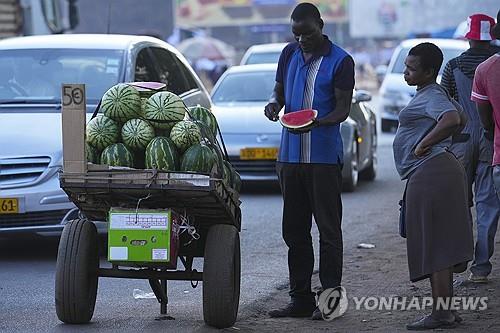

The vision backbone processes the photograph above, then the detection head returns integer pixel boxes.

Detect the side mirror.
[353,90,372,103]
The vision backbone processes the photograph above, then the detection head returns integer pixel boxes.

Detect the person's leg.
[304,164,343,290]
[430,268,454,320]
[407,268,456,330]
[493,165,500,201]
[270,163,315,317]
[470,162,500,279]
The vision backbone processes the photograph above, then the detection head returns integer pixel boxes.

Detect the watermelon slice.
[279,109,318,129]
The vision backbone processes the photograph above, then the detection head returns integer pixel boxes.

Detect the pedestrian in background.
[441,13,500,284]
[264,2,354,320]
[393,42,473,330]
[472,10,500,202]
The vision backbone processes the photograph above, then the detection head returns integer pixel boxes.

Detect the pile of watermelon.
[85,82,241,192]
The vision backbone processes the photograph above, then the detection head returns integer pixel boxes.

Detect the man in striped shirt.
[442,13,500,284]
[264,2,354,320]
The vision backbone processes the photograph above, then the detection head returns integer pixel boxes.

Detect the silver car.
[211,64,377,191]
[0,34,211,236]
[378,38,468,132]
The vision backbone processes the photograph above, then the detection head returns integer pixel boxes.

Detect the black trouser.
[276,162,343,302]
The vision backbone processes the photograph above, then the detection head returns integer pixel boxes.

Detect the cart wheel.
[203,224,240,329]
[55,219,99,324]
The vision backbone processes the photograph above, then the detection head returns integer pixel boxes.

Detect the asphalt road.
[0,98,404,333]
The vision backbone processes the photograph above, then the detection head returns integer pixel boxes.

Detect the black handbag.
[398,182,408,238]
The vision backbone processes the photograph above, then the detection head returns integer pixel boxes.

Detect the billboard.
[176,0,347,28]
[349,0,500,38]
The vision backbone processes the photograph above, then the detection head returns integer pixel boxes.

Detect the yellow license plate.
[240,148,278,160]
[0,198,19,214]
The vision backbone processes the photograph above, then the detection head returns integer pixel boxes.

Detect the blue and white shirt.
[276,37,354,164]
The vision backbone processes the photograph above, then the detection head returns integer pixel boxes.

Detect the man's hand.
[264,102,281,122]
[288,119,319,134]
[414,142,431,158]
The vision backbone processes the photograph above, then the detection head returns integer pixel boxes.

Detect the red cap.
[464,14,496,41]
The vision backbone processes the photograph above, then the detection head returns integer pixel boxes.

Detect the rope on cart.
[134,192,152,223]
[178,213,200,246]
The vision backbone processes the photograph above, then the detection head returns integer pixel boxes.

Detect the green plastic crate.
[107,208,181,268]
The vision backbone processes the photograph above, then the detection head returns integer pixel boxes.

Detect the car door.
[348,102,371,168]
[149,47,211,109]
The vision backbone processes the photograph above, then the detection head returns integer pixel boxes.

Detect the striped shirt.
[441,47,497,101]
[276,37,355,164]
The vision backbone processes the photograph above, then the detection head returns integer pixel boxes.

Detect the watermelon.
[279,109,318,129]
[145,137,179,171]
[180,144,215,173]
[121,119,155,151]
[188,106,218,138]
[170,120,202,152]
[223,160,232,187]
[144,91,186,130]
[232,169,242,192]
[100,143,134,167]
[128,82,167,98]
[85,142,99,164]
[209,144,225,178]
[86,115,120,150]
[140,97,148,115]
[101,83,142,123]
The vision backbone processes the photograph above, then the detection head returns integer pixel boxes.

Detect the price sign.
[61,84,87,174]
[62,84,85,109]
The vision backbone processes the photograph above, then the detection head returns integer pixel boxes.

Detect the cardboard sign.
[61,84,87,174]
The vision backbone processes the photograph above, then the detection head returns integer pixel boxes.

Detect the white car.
[378,38,468,132]
[0,34,211,236]
[240,43,286,65]
[211,64,377,192]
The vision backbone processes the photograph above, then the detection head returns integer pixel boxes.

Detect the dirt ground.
[232,215,500,332]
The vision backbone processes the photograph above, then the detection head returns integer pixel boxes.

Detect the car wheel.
[360,150,377,181]
[343,140,358,192]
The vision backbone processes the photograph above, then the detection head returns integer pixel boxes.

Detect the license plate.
[240,148,278,160]
[0,198,19,214]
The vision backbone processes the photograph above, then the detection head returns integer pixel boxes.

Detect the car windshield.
[245,52,281,65]
[212,71,276,103]
[0,48,124,105]
[391,46,464,74]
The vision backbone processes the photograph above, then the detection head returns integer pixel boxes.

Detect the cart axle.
[98,268,203,281]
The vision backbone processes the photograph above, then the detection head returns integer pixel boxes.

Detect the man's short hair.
[291,2,321,22]
[408,42,443,79]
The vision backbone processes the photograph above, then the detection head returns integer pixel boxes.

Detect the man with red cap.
[442,13,500,284]
[473,10,500,197]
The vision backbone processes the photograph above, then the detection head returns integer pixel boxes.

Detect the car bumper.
[0,173,106,236]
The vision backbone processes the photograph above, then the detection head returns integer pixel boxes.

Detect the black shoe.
[406,314,456,330]
[311,307,323,320]
[269,301,315,318]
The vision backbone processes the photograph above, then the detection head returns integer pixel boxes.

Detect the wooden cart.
[55,169,241,329]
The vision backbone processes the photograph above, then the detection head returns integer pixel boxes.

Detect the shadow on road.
[0,235,60,260]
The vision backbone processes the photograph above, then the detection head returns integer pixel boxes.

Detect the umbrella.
[177,36,235,63]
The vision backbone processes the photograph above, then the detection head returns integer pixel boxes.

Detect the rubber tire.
[203,224,240,329]
[360,152,377,181]
[343,141,358,192]
[55,219,99,324]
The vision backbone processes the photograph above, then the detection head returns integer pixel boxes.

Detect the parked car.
[211,64,377,191]
[0,34,212,236]
[239,43,286,65]
[378,38,468,132]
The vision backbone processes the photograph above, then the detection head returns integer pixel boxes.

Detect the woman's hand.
[414,142,431,158]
